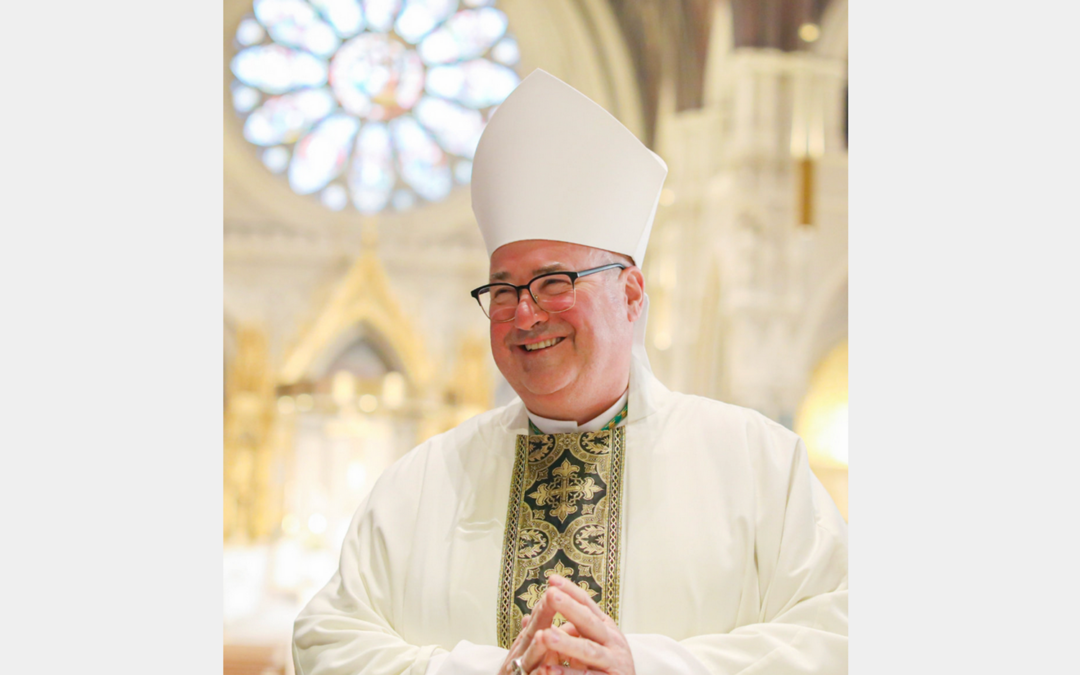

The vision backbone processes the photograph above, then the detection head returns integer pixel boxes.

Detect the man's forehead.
[489,262,571,282]
[488,240,606,281]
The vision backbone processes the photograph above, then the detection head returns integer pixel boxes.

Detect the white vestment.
[293,356,848,675]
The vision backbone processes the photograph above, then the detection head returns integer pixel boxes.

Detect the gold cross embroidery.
[528,458,602,523]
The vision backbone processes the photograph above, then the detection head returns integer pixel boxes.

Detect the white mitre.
[470,69,668,368]
[471,69,667,265]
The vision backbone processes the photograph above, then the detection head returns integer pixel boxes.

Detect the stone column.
[648,47,847,427]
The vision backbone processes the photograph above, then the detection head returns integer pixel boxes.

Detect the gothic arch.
[279,249,432,391]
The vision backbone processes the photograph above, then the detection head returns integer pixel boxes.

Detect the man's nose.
[513,290,548,330]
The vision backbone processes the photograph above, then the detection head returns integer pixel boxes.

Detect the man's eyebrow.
[489,263,569,282]
[534,263,569,275]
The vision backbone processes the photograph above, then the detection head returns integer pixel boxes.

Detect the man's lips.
[514,336,567,353]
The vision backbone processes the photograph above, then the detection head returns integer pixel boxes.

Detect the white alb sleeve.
[622,437,848,675]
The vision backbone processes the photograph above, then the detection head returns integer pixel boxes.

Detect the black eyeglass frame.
[469,263,627,322]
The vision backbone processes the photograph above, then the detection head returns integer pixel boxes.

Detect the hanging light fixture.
[790,63,827,227]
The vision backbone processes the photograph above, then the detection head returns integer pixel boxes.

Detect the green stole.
[496,402,629,648]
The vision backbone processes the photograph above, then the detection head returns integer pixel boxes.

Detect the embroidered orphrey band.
[497,427,626,648]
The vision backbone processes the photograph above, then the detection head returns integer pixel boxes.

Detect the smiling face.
[487,239,645,423]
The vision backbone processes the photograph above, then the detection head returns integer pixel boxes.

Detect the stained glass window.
[231,0,521,213]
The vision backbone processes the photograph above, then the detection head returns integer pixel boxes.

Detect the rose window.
[230,0,521,213]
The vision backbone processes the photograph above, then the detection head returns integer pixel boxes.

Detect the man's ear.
[624,267,645,322]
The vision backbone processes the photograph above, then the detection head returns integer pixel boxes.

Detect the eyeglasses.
[470,263,627,323]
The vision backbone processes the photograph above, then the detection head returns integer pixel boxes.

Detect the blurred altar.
[223,0,848,672]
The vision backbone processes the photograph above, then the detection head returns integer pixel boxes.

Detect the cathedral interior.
[223,0,848,672]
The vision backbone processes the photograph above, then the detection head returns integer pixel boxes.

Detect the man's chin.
[513,373,577,400]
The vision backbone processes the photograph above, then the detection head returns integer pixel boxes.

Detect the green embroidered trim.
[497,435,531,649]
[497,425,626,648]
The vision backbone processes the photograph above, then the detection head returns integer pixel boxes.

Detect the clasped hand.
[499,574,635,675]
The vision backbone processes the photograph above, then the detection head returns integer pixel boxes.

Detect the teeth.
[524,338,561,351]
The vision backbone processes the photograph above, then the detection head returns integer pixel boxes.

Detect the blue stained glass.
[244,88,337,146]
[491,35,518,65]
[414,96,484,158]
[321,183,349,210]
[232,83,262,113]
[289,114,360,193]
[310,0,365,37]
[415,30,456,65]
[425,59,518,108]
[232,45,328,94]
[393,50,426,110]
[330,34,425,120]
[349,123,396,213]
[237,17,267,46]
[423,64,462,99]
[231,0,519,213]
[418,8,506,64]
[454,159,472,184]
[362,0,401,32]
[395,0,458,44]
[263,146,291,173]
[391,116,451,201]
[255,0,341,57]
